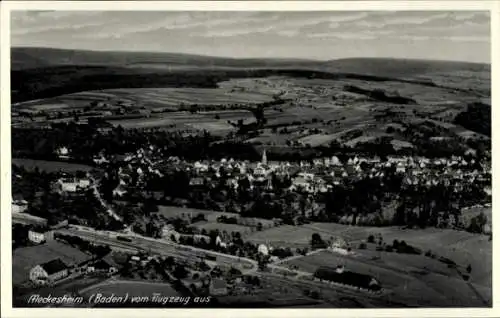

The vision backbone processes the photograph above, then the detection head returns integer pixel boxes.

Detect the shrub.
[392,240,400,248]
[367,235,375,243]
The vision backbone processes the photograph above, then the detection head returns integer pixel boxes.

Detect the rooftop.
[40,258,69,275]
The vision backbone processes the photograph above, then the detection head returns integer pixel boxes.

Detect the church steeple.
[262,149,267,165]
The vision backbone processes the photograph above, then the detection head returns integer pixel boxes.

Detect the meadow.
[285,249,491,307]
[156,206,275,230]
[244,225,319,248]
[107,110,254,132]
[254,222,492,287]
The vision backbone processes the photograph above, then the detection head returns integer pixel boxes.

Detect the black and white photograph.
[1,1,496,314]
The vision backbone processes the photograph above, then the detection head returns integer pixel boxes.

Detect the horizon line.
[11,45,491,66]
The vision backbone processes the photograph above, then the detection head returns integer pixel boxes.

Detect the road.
[12,212,48,226]
[89,176,122,222]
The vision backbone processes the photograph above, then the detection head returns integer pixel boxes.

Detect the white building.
[56,147,71,160]
[12,200,28,213]
[28,230,46,244]
[257,244,269,256]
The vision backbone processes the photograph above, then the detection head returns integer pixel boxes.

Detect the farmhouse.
[12,199,28,213]
[28,230,46,244]
[13,240,92,285]
[86,256,119,276]
[30,258,70,285]
[314,266,381,291]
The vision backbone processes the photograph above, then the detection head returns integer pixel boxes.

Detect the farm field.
[156,206,275,228]
[293,223,492,287]
[20,87,276,113]
[107,110,254,132]
[12,158,94,173]
[103,87,274,108]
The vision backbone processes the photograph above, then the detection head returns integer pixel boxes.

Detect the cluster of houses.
[123,253,246,297]
[101,144,491,200]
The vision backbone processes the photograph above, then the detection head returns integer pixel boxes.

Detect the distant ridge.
[322,57,489,78]
[11,47,490,78]
[11,47,321,71]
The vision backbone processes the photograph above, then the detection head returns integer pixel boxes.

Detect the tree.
[173,265,189,279]
[256,222,263,231]
[392,240,400,249]
[311,233,325,249]
[310,290,320,299]
[367,235,375,243]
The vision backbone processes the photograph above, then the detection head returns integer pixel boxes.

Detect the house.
[314,266,381,291]
[209,278,228,296]
[396,162,406,174]
[162,225,181,242]
[87,256,119,276]
[12,199,28,213]
[56,147,71,160]
[55,177,90,193]
[28,230,46,244]
[93,155,109,165]
[113,185,127,197]
[30,258,70,285]
[189,177,205,187]
[257,244,269,256]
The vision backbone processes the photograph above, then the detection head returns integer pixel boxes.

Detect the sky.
[10,11,491,63]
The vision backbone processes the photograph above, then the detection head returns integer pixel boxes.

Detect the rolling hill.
[11,47,490,104]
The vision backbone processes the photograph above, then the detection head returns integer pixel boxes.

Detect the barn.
[314,266,381,291]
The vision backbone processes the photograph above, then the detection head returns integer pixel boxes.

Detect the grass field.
[192,221,253,235]
[259,222,492,287]
[108,110,253,131]
[156,206,275,229]
[286,249,491,307]
[105,87,274,108]
[244,225,319,248]
[285,250,414,289]
[12,158,94,173]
